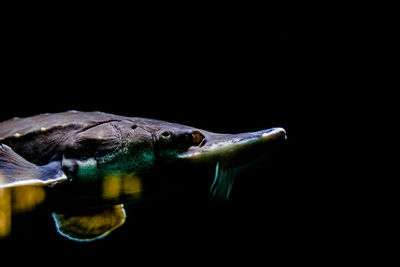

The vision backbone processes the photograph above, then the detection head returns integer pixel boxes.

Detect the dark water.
[0,13,337,264]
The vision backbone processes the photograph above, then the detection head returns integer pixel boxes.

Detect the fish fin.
[52,204,126,242]
[0,144,67,188]
[210,162,237,200]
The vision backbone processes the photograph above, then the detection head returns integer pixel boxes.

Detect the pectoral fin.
[52,204,126,242]
[0,144,67,188]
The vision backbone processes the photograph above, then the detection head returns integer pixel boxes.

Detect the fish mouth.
[179,127,287,166]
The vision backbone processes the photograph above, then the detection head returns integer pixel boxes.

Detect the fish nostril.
[192,131,206,147]
[131,125,137,130]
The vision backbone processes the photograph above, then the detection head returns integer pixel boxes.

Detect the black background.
[0,7,340,265]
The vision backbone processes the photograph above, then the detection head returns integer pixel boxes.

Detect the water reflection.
[0,172,143,239]
[12,185,45,213]
[0,175,46,238]
[103,173,143,199]
[0,178,11,238]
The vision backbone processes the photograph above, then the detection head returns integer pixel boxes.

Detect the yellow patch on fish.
[0,175,11,238]
[102,173,142,199]
[12,186,46,213]
[0,172,46,239]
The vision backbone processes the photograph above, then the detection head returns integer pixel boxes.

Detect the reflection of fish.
[0,111,286,241]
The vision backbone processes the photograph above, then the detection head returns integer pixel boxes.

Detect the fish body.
[0,111,286,241]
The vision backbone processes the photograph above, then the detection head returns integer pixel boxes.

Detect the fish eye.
[159,129,174,142]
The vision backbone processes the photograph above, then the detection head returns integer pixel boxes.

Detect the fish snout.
[179,127,287,163]
[236,127,287,143]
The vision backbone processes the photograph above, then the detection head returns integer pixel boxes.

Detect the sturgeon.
[0,111,286,241]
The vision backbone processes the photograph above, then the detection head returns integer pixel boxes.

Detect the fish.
[0,110,286,241]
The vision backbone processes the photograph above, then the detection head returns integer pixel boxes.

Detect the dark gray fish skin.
[0,111,135,165]
[0,110,286,181]
[0,111,286,241]
[0,110,287,186]
[0,111,203,164]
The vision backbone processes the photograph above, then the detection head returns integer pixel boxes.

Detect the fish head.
[135,119,287,199]
[135,118,287,168]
